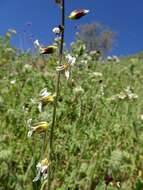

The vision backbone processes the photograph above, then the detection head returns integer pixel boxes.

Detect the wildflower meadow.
[1,1,143,190]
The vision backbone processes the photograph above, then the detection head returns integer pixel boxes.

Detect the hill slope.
[0,35,143,190]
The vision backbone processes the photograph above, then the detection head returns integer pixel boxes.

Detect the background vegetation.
[78,22,115,56]
[0,31,143,190]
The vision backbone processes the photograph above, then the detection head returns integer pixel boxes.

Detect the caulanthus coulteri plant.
[26,1,90,189]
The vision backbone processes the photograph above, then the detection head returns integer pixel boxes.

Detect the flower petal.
[27,130,33,138]
[33,170,41,182]
[65,70,70,79]
[52,27,61,34]
[39,88,49,97]
[56,65,65,71]
[38,102,43,112]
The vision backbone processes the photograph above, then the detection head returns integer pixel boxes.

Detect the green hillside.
[1,33,143,190]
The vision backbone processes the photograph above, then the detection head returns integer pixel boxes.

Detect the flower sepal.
[27,120,49,137]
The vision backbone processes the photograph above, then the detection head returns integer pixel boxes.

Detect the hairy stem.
[47,0,65,189]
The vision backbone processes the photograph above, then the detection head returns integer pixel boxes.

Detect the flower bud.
[52,27,61,34]
[68,9,90,20]
[40,45,57,54]
[27,121,48,137]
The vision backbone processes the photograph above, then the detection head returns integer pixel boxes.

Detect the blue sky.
[0,0,143,56]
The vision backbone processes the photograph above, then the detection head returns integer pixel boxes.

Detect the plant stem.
[105,185,108,190]
[47,0,65,189]
[40,180,47,190]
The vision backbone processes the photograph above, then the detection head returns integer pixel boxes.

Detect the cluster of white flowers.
[23,64,32,71]
[108,86,138,101]
[80,60,88,65]
[124,86,138,100]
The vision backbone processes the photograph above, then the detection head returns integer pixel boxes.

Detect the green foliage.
[1,34,143,189]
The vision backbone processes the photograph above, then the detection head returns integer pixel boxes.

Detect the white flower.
[124,86,138,100]
[56,64,70,79]
[81,60,88,64]
[74,86,84,95]
[100,85,105,96]
[84,9,90,14]
[10,80,16,84]
[24,64,32,71]
[39,88,51,97]
[34,39,41,49]
[38,88,55,112]
[33,159,50,182]
[112,55,120,63]
[56,54,76,80]
[8,29,17,35]
[92,72,103,77]
[107,56,112,61]
[140,114,143,121]
[66,54,76,65]
[52,27,61,34]
[107,55,120,63]
[118,93,126,100]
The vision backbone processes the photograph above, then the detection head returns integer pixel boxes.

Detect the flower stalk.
[26,1,90,189]
[46,0,65,189]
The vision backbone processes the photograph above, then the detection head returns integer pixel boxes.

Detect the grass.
[1,33,143,190]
